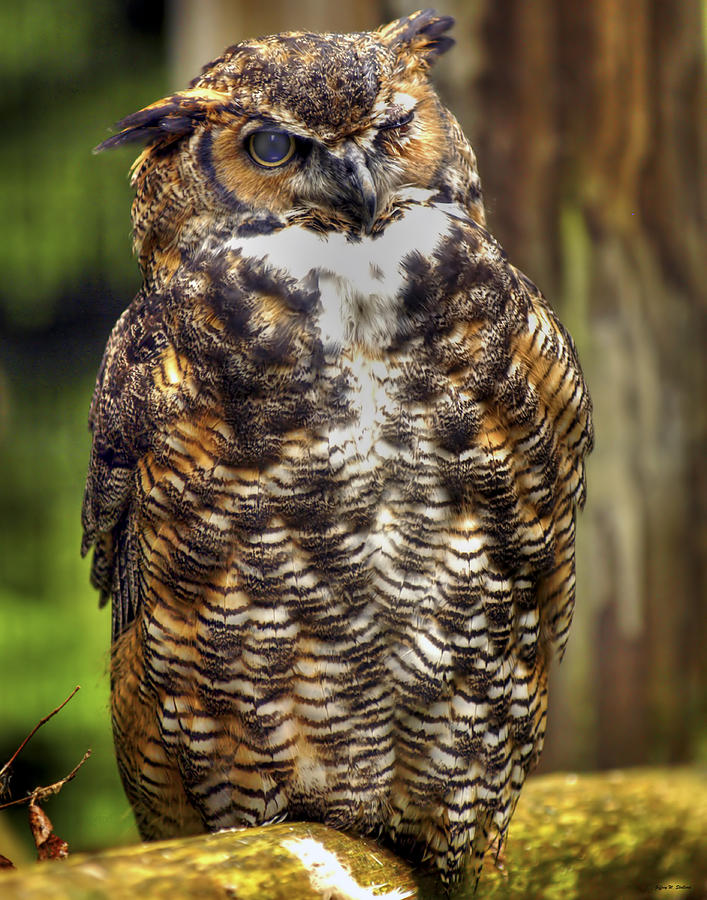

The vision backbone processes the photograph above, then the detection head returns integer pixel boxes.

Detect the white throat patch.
[225,194,465,349]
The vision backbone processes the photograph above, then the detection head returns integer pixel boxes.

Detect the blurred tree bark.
[400,0,707,771]
[169,1,706,771]
[168,0,380,88]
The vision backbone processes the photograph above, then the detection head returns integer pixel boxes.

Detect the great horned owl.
[83,9,593,888]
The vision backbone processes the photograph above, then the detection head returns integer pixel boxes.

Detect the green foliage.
[0,0,94,95]
[0,0,166,854]
[0,0,166,330]
[0,368,138,856]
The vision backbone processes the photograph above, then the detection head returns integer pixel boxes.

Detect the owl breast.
[107,192,585,879]
[131,196,460,826]
[155,194,462,824]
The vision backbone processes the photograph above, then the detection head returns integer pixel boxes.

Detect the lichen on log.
[0,769,705,899]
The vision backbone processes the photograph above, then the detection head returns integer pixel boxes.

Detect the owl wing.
[384,216,593,879]
[82,289,174,641]
[81,261,307,646]
[491,263,593,659]
[509,270,594,656]
[459,235,594,841]
[433,217,593,658]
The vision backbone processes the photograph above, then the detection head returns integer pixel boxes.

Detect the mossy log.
[1,768,705,899]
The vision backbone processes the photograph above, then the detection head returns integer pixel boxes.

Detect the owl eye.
[247,130,296,168]
[379,111,414,131]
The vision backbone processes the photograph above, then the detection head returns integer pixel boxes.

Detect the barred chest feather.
[144,198,475,826]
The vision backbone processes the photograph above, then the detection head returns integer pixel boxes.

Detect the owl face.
[97,10,485,287]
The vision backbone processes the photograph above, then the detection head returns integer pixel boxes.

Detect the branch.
[0,769,704,899]
[0,686,80,798]
[0,688,90,864]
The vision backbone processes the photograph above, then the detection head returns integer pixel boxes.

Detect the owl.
[82,9,592,889]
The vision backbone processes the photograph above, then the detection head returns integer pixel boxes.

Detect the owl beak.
[342,144,377,234]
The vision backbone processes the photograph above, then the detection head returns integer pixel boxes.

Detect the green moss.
[0,771,705,899]
[558,200,592,357]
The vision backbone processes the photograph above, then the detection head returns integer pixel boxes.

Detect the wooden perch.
[0,768,704,899]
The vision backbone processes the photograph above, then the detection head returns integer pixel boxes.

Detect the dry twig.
[0,687,90,864]
[0,686,81,800]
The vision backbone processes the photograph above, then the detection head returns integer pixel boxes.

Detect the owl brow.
[245,114,286,130]
[242,117,314,143]
[378,110,415,131]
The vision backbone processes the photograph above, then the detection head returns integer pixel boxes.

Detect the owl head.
[97,9,485,288]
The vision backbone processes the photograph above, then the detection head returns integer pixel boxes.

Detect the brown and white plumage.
[82,9,592,888]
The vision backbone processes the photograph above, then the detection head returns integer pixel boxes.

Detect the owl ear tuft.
[378,8,455,65]
[94,88,235,153]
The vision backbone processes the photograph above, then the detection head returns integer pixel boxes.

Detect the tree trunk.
[426,0,707,772]
[169,0,380,88]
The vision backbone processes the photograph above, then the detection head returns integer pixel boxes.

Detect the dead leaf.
[29,800,69,861]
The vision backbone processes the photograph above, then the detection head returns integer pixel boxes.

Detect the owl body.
[84,11,592,886]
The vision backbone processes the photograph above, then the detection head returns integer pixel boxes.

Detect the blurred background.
[0,0,704,862]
